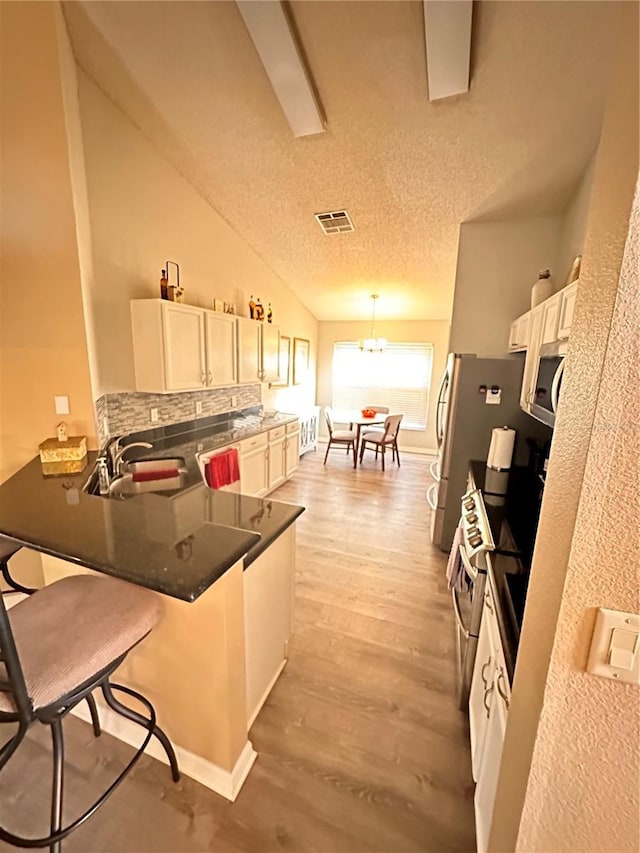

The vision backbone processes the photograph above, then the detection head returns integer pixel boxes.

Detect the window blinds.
[332,342,434,430]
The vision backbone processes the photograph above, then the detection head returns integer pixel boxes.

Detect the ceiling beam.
[423,0,473,101]
[236,0,325,137]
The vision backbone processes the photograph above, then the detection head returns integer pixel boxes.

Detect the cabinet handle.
[483,684,494,718]
[481,656,493,690]
[496,668,510,710]
[484,592,493,613]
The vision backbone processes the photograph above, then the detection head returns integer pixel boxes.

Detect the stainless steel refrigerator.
[428,353,539,552]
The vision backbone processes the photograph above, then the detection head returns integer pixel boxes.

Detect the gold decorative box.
[39,436,88,476]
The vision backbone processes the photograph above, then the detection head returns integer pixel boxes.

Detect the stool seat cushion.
[0,575,163,713]
[331,430,356,441]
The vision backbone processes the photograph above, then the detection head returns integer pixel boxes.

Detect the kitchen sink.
[85,456,190,499]
[121,457,187,475]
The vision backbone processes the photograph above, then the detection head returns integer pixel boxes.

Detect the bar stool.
[0,535,101,737]
[0,574,180,852]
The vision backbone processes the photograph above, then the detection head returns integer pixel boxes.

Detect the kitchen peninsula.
[0,412,305,801]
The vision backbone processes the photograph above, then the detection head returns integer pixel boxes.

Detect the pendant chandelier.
[359,294,387,352]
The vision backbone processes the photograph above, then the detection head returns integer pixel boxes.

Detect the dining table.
[333,410,389,468]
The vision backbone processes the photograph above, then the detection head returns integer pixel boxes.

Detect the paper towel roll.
[487,426,516,471]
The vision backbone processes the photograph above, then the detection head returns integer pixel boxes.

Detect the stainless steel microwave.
[530,340,567,428]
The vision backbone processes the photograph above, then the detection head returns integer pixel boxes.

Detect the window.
[332,342,434,430]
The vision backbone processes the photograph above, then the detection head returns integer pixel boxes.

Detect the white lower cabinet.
[284,422,300,477]
[239,434,269,497]
[469,585,511,853]
[267,428,286,491]
[240,421,301,497]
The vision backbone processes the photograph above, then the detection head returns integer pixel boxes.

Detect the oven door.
[530,342,566,427]
[452,543,487,709]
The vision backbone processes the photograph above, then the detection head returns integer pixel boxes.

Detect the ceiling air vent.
[315,210,354,235]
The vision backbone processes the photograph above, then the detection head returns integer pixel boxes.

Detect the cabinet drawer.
[268,426,286,442]
[240,433,268,453]
[286,420,301,434]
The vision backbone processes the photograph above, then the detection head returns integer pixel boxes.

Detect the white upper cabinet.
[236,317,262,384]
[519,304,544,411]
[204,311,236,387]
[557,280,578,339]
[508,311,530,352]
[540,291,562,345]
[236,317,280,384]
[131,300,238,392]
[261,323,281,383]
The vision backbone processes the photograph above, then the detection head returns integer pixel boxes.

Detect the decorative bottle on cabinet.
[530,269,554,308]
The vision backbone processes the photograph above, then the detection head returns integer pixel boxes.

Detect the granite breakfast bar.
[0,416,305,801]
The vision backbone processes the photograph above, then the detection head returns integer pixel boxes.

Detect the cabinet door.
[508,312,530,352]
[541,292,561,344]
[285,430,300,477]
[236,317,261,384]
[469,609,494,782]
[162,303,206,390]
[474,670,508,853]
[240,443,269,497]
[268,435,286,490]
[520,305,544,411]
[204,311,236,387]
[261,324,280,383]
[557,281,578,339]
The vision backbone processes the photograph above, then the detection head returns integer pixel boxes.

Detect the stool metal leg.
[85,693,101,738]
[0,559,36,596]
[101,681,180,782]
[50,720,64,853]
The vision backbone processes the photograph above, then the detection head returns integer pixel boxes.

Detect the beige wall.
[449,216,561,358]
[490,6,639,851]
[76,70,318,410]
[555,155,597,288]
[0,2,96,483]
[0,2,98,589]
[316,319,450,452]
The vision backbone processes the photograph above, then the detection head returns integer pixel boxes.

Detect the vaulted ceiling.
[62,1,619,321]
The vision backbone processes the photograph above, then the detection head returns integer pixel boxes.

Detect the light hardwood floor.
[0,448,475,853]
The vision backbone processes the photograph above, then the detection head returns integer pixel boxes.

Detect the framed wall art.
[270,335,291,387]
[293,337,310,385]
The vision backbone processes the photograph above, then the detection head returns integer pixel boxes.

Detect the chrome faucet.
[113,442,153,475]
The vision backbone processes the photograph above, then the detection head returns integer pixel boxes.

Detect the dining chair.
[323,407,357,465]
[359,414,403,471]
[0,574,179,852]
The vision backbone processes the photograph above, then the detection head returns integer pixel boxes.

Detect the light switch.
[608,629,637,671]
[54,395,70,415]
[587,608,640,685]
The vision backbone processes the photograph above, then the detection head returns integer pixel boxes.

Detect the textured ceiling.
[62,0,618,321]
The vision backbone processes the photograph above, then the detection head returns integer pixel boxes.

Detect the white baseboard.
[71,702,257,802]
[247,659,287,730]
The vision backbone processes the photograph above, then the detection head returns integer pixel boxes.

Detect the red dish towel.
[205,448,240,489]
[131,469,179,483]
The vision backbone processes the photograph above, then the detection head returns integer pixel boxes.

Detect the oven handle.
[458,543,478,581]
[551,359,565,413]
[451,587,470,640]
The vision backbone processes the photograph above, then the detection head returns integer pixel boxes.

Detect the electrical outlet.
[231,396,238,408]
[195,401,203,415]
[150,408,159,423]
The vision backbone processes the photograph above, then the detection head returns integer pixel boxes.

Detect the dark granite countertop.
[0,413,304,602]
[468,460,544,683]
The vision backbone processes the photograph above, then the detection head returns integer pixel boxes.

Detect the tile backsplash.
[96,384,261,445]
